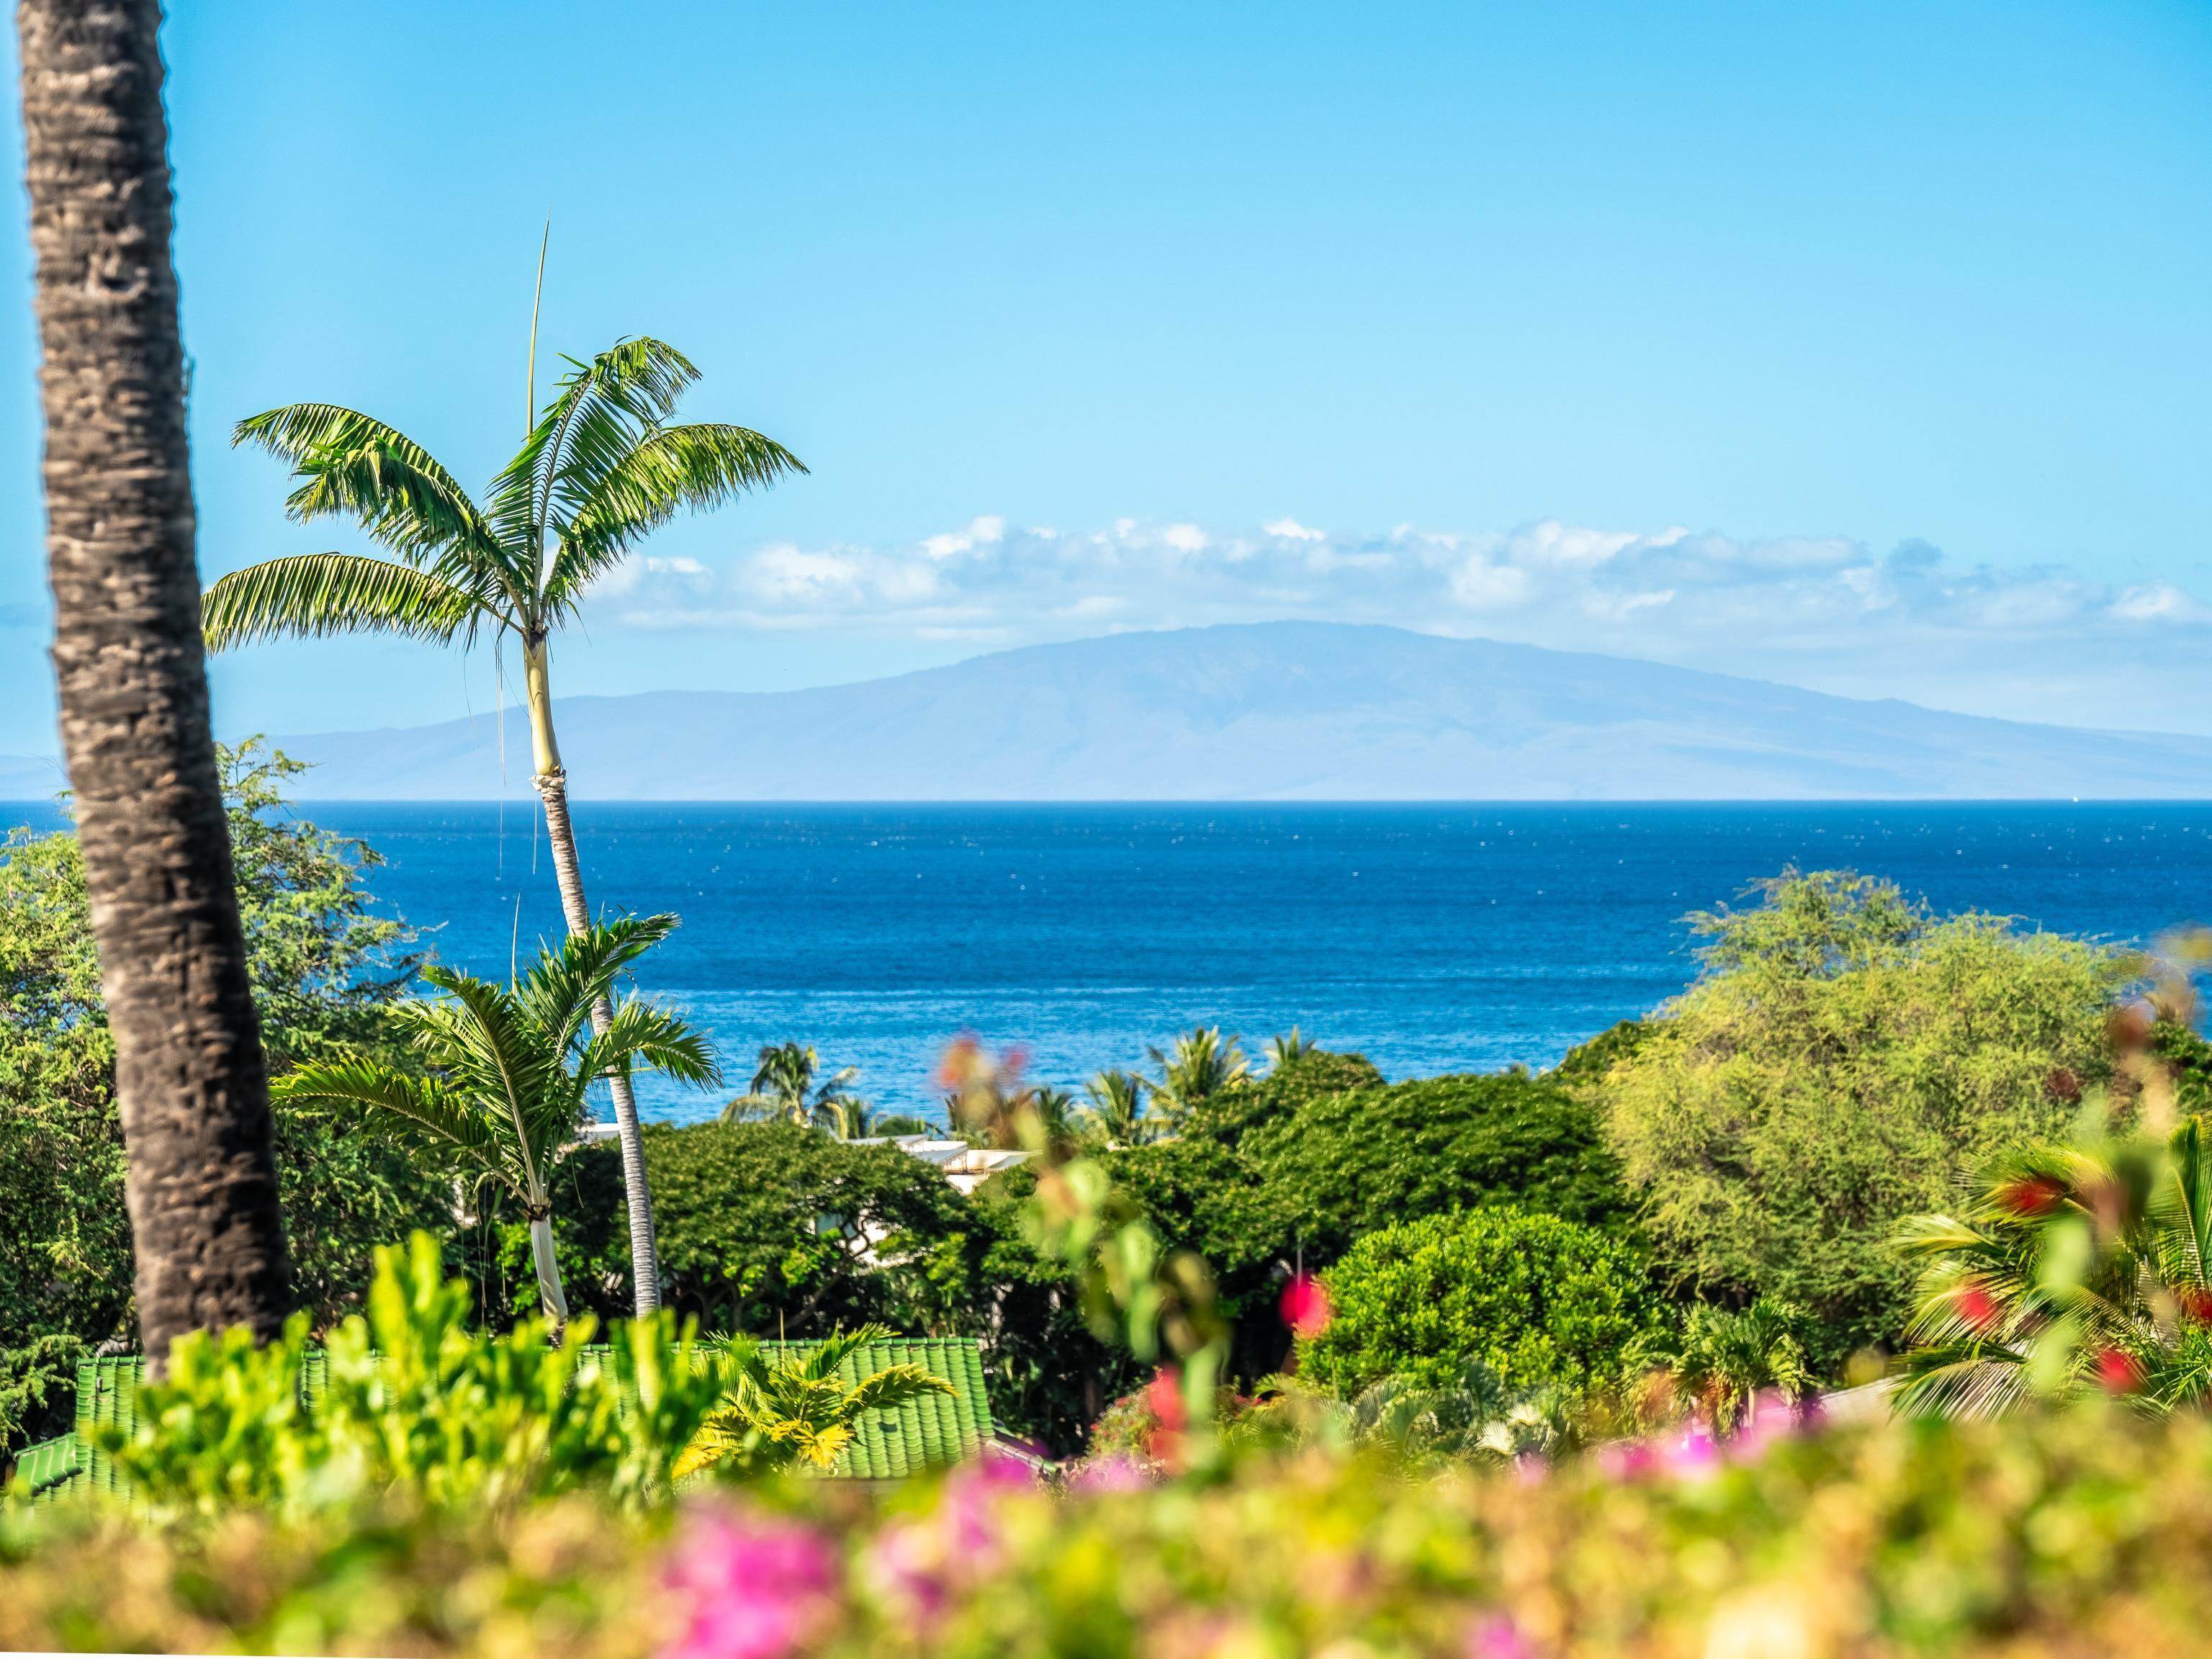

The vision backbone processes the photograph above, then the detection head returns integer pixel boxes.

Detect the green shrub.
[1593,869,2134,1363]
[1299,1206,1660,1397]
[521,1121,982,1337]
[93,1235,729,1514]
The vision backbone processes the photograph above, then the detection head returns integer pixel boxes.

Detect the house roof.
[7,1337,997,1501]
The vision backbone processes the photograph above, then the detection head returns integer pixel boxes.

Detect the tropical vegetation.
[271,915,716,1326]
[204,328,803,1316]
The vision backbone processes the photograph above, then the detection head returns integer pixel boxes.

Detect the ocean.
[9,801,2212,1123]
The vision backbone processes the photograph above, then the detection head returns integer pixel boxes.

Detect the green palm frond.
[202,554,496,650]
[412,966,567,1182]
[516,912,681,1055]
[840,1362,952,1416]
[578,1000,721,1090]
[546,422,806,610]
[271,1058,511,1190]
[232,404,498,567]
[486,338,701,557]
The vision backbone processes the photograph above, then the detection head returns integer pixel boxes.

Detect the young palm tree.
[1147,1027,1251,1124]
[721,1041,863,1128]
[1265,1028,1315,1072]
[201,335,802,1316]
[674,1327,953,1478]
[272,915,716,1326]
[1894,1118,2212,1419]
[18,0,294,1358]
[1080,1069,1154,1147]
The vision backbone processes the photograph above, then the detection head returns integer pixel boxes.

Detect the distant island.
[9,622,2208,802]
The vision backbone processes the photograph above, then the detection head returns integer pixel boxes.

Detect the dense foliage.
[523,1123,983,1339]
[0,746,451,1455]
[14,1406,2212,1655]
[1299,1206,1662,1397]
[1593,869,2132,1362]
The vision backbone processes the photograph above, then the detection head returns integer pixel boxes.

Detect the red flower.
[1997,1174,2066,1219]
[1280,1272,1334,1338]
[1954,1284,2003,1335]
[2095,1348,2142,1394]
[2180,1287,2212,1326]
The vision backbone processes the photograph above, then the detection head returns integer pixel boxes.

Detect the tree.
[1894,1118,2212,1419]
[1635,1298,1813,1436]
[1593,869,2133,1363]
[1264,1028,1314,1071]
[202,335,802,1316]
[1298,1206,1661,1399]
[17,0,292,1362]
[273,917,716,1326]
[0,746,456,1452]
[1147,1027,1251,1124]
[530,1121,981,1339]
[1082,1069,1156,1147]
[723,1042,864,1129]
[673,1327,953,1478]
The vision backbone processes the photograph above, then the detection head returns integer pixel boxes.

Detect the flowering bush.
[15,1404,2212,1655]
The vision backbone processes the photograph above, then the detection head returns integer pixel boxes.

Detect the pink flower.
[1662,1428,1719,1477]
[1281,1272,1334,1338]
[1070,1453,1153,1493]
[1596,1439,1658,1481]
[1466,1611,1534,1659]
[661,1509,837,1659]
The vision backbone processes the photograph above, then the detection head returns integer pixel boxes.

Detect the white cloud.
[580,514,2212,731]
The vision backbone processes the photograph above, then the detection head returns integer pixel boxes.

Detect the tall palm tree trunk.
[523,634,662,1315]
[17,0,292,1361]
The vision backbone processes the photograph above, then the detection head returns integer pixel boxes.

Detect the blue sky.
[4,0,2211,750]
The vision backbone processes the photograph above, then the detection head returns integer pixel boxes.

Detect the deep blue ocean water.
[9,801,2212,1123]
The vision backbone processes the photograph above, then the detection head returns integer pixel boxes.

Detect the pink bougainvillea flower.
[1663,1428,1720,1478]
[1465,1611,1534,1659]
[1596,1439,1658,1481]
[660,1509,837,1659]
[1280,1272,1334,1338]
[1070,1454,1153,1493]
[2095,1348,2144,1394]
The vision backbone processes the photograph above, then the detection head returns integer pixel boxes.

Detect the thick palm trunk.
[17,0,292,1361]
[524,636,662,1316]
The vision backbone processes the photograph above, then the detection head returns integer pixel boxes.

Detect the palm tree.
[1146,1027,1251,1124]
[199,334,802,1316]
[17,0,294,1359]
[1641,1298,1812,1436]
[1894,1119,2212,1419]
[1082,1069,1156,1147]
[674,1326,953,1478]
[272,915,716,1326]
[721,1041,863,1129]
[1265,1028,1315,1072]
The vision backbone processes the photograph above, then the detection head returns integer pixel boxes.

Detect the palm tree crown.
[722,1040,866,1130]
[204,338,803,674]
[272,914,717,1325]
[1147,1026,1251,1124]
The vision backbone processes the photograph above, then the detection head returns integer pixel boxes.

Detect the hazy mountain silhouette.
[248,623,2211,800]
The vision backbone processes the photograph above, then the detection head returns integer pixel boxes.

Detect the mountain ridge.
[11,624,2208,802]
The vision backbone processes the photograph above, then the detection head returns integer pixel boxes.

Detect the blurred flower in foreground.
[661,1508,835,1659]
[1280,1272,1332,1338]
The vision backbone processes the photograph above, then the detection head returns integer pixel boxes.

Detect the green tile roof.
[6,1337,995,1503]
